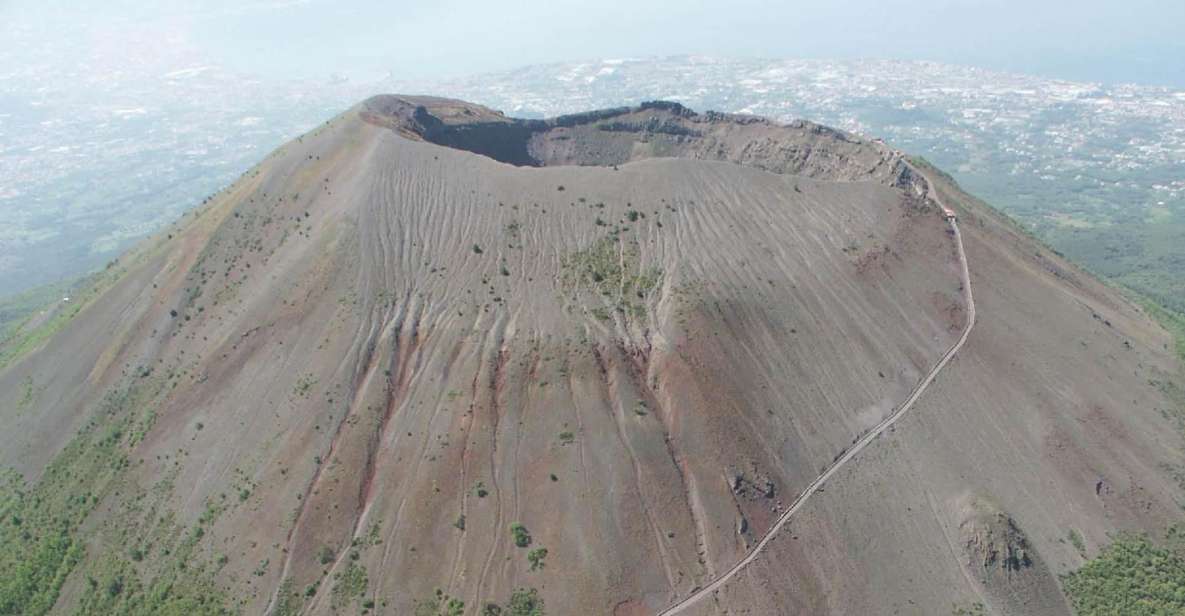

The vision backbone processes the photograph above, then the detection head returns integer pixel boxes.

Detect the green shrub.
[507,588,544,616]
[482,587,544,616]
[510,523,531,548]
[527,548,548,571]
[331,561,367,609]
[416,589,465,616]
[951,602,986,616]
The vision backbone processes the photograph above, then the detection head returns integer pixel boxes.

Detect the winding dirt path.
[656,169,976,615]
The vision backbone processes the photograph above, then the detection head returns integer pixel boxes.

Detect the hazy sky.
[3,0,1185,86]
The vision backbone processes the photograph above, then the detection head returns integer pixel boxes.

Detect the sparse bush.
[331,561,367,608]
[558,431,575,445]
[416,589,465,616]
[527,548,548,571]
[318,546,335,565]
[951,602,986,616]
[1068,528,1087,557]
[507,588,544,615]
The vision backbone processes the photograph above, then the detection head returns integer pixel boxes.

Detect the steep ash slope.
[0,96,1181,616]
[676,163,1185,616]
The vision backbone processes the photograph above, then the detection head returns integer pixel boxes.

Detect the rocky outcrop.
[961,499,1034,572]
[956,494,1074,616]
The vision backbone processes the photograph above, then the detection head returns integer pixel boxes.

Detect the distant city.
[2,54,1183,307]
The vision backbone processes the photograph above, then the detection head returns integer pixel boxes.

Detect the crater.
[361,94,703,167]
[358,94,911,186]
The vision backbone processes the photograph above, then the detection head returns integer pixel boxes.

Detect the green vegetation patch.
[1062,534,1185,615]
[330,561,368,609]
[560,235,662,321]
[560,235,660,296]
[270,578,303,616]
[0,381,150,615]
[0,261,132,371]
[1144,300,1185,367]
[0,371,231,615]
[1143,301,1185,503]
[1054,217,1185,313]
[71,515,229,616]
[0,279,72,341]
[0,291,86,372]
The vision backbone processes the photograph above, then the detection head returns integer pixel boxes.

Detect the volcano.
[1,96,1182,616]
